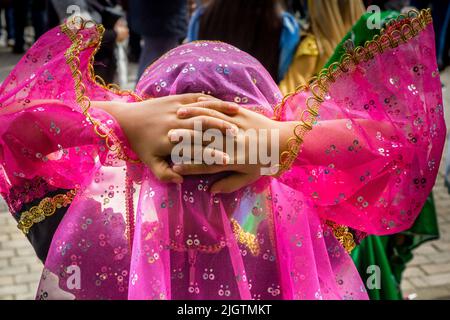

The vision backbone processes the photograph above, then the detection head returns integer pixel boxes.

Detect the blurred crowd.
[0,0,449,86]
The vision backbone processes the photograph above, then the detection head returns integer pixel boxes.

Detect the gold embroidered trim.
[144,222,227,254]
[125,171,135,249]
[62,17,143,100]
[327,221,357,253]
[169,239,226,254]
[231,218,260,256]
[274,9,433,175]
[144,219,260,255]
[17,190,77,235]
[60,17,141,163]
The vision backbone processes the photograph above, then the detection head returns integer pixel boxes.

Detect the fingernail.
[172,165,182,173]
[228,125,239,136]
[168,130,179,141]
[178,108,188,116]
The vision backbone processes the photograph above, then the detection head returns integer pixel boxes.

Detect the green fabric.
[324,11,440,300]
[324,11,399,69]
[351,236,402,300]
[351,195,438,300]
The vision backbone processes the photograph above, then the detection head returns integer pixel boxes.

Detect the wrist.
[91,100,141,163]
[277,121,300,155]
[273,120,301,176]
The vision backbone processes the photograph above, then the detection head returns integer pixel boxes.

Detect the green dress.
[324,11,440,300]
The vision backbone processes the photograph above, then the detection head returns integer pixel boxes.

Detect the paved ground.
[0,47,43,299]
[398,69,450,300]
[0,45,449,300]
[400,67,450,299]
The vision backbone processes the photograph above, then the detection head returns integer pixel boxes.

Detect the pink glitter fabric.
[0,11,445,300]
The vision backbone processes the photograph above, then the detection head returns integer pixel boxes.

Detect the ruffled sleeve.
[277,10,446,235]
[0,20,138,214]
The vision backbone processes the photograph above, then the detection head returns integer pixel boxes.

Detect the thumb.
[210,173,259,194]
[148,157,184,184]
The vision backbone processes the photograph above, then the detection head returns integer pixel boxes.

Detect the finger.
[181,116,239,134]
[196,94,221,100]
[147,157,183,184]
[172,163,232,175]
[177,105,236,121]
[196,95,222,102]
[180,101,240,116]
[166,93,217,105]
[210,173,260,194]
[168,129,215,146]
[175,147,230,165]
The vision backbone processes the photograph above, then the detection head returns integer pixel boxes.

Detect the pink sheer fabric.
[0,10,445,300]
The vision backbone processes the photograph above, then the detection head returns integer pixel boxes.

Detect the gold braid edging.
[326,221,357,253]
[60,17,141,163]
[62,17,143,100]
[274,9,433,176]
[143,220,259,255]
[17,190,77,235]
[231,218,260,256]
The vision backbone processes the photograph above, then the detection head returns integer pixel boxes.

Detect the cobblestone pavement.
[400,67,450,299]
[0,45,450,300]
[0,47,42,300]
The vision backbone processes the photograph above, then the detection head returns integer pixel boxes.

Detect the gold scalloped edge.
[169,239,226,254]
[17,190,77,234]
[231,218,260,256]
[167,219,260,255]
[60,17,141,163]
[326,221,357,253]
[62,17,143,100]
[274,8,433,176]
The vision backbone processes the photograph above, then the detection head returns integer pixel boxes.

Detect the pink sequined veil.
[0,10,445,300]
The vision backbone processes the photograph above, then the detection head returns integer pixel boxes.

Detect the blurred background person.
[122,0,141,63]
[128,0,189,79]
[0,0,15,47]
[188,0,300,85]
[279,0,365,93]
[12,0,46,53]
[187,0,364,93]
[47,0,129,84]
[410,0,450,70]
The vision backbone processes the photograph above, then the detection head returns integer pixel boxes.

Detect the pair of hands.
[101,94,296,193]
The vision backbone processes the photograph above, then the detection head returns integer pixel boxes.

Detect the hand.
[188,0,197,16]
[170,106,298,193]
[94,94,239,183]
[114,19,129,42]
